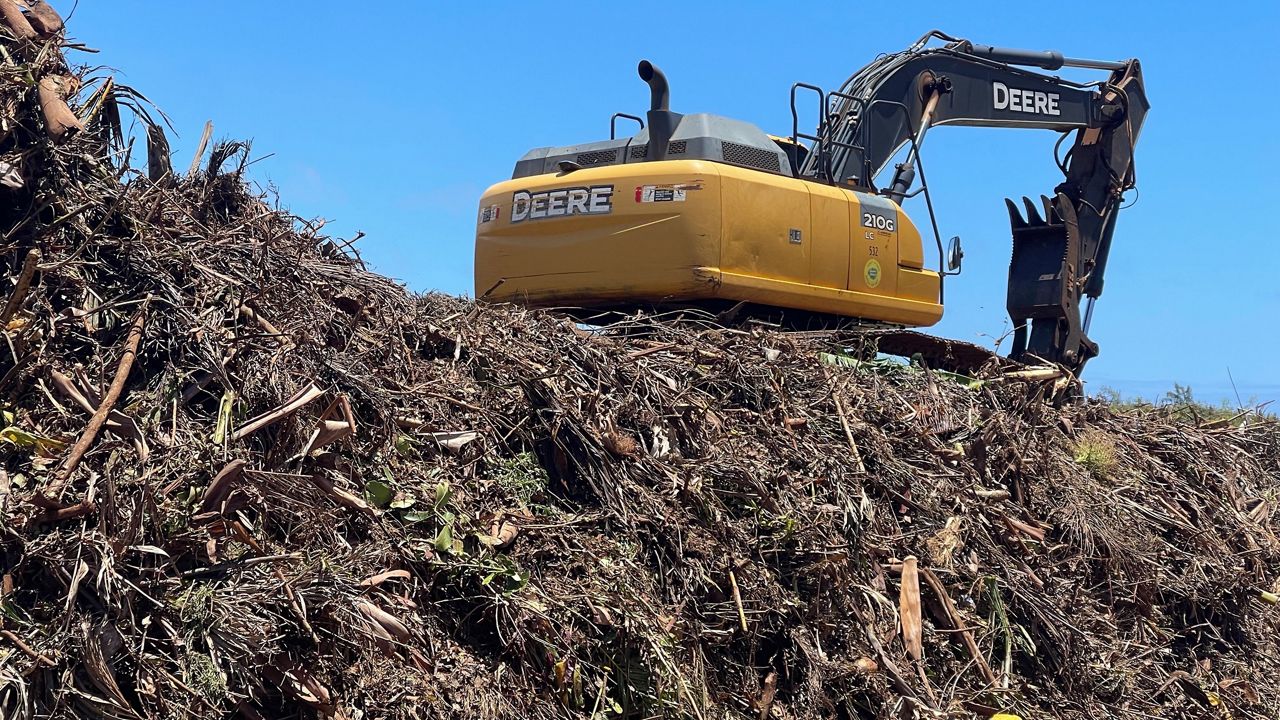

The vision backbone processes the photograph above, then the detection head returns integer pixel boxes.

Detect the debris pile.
[2,9,1278,720]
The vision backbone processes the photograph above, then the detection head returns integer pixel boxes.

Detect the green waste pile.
[1,5,1278,719]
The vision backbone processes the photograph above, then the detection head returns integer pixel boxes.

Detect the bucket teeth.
[1041,195,1059,223]
[1008,194,1067,232]
[1022,197,1043,225]
[1005,198,1027,229]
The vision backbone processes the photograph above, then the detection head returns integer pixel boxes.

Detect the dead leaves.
[231,382,324,441]
[198,459,246,513]
[36,75,81,141]
[483,508,533,548]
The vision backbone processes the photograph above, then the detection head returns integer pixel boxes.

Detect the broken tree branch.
[0,0,35,41]
[0,246,38,326]
[920,566,998,687]
[42,296,150,501]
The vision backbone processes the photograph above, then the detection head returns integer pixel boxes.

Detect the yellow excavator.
[475,32,1147,373]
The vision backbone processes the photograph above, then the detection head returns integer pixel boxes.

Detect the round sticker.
[864,259,882,288]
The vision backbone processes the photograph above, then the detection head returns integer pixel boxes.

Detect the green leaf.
[480,556,528,593]
[433,522,454,553]
[394,434,415,457]
[390,492,416,509]
[818,351,861,368]
[935,368,984,390]
[213,390,236,444]
[402,511,433,523]
[1,425,66,454]
[434,481,451,508]
[364,479,394,507]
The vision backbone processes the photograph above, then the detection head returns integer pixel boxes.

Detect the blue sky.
[66,1,1278,406]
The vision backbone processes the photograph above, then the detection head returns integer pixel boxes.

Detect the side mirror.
[946,235,964,273]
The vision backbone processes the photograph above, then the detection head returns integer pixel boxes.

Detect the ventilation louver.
[721,141,780,172]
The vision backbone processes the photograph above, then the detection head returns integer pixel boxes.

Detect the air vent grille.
[667,140,687,155]
[575,149,619,166]
[721,141,780,172]
[629,145,648,159]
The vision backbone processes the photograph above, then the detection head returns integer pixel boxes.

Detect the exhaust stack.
[638,60,677,162]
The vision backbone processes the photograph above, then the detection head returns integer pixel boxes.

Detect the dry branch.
[231,382,323,440]
[0,0,35,41]
[920,566,997,686]
[0,246,37,326]
[899,555,923,661]
[42,297,149,501]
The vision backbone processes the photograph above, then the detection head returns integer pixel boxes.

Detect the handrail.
[609,113,644,140]
[789,83,826,179]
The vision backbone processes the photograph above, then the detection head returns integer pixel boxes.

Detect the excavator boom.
[807,31,1148,369]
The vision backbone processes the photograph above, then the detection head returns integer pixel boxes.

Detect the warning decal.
[636,185,687,203]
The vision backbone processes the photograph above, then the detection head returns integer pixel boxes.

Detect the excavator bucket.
[1005,193,1096,371]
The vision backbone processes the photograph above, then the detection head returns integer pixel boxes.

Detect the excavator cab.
[475,33,1147,373]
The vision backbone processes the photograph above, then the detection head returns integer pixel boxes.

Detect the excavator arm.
[802,31,1148,372]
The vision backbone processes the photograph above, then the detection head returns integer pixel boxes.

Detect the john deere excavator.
[474,31,1148,374]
